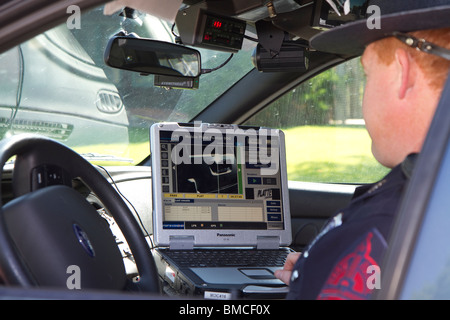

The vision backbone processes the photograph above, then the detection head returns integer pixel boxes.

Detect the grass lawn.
[283,126,390,184]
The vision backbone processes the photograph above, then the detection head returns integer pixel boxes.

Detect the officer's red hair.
[371,27,450,92]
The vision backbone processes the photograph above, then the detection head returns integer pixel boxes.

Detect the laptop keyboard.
[162,249,291,268]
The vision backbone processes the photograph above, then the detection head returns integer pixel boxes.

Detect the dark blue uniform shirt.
[286,155,416,300]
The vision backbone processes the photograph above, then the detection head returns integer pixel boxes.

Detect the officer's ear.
[395,48,415,100]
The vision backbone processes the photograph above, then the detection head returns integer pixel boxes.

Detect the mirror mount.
[154,74,200,90]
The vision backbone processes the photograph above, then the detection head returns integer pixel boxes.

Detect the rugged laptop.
[150,122,293,299]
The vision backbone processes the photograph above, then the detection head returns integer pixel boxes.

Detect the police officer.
[274,0,450,299]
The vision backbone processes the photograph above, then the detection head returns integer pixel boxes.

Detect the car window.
[0,5,256,166]
[244,58,390,184]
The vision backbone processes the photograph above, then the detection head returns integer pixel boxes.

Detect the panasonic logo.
[217,233,236,237]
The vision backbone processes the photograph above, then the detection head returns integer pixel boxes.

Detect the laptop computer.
[150,122,293,299]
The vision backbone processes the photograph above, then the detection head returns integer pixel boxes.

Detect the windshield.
[0,5,256,165]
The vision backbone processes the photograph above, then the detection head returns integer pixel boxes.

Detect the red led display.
[201,14,246,51]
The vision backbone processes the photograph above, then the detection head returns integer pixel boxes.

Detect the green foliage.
[248,58,366,128]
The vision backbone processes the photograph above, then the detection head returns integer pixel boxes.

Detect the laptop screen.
[151,122,291,247]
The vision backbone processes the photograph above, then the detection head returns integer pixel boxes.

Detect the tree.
[246,58,365,128]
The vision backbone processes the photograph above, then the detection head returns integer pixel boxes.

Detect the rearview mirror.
[104,36,201,78]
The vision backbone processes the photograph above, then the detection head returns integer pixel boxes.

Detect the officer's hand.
[274,252,301,285]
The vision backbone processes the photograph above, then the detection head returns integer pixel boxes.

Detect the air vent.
[96,90,123,114]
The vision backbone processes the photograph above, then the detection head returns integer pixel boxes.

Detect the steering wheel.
[0,134,160,293]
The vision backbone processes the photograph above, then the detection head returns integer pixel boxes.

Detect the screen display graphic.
[157,126,284,231]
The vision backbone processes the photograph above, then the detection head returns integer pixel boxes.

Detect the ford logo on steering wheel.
[73,224,96,258]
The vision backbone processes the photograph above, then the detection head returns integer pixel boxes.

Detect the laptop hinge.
[256,236,280,250]
[169,236,194,250]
